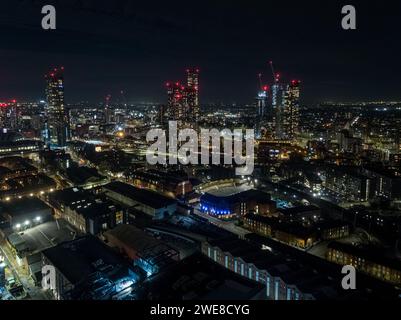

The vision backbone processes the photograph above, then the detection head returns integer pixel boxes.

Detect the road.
[0,240,49,300]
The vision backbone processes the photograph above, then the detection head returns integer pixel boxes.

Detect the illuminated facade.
[45,67,69,148]
[167,81,187,124]
[271,79,300,140]
[271,82,287,139]
[327,241,401,285]
[283,80,300,139]
[255,85,269,138]
[186,67,200,121]
[166,68,200,127]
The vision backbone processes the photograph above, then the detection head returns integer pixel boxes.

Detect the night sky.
[1,0,401,105]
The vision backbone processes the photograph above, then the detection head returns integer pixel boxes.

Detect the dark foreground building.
[41,235,139,300]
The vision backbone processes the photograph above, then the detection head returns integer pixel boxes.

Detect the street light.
[35,216,41,222]
[24,220,30,226]
[16,224,21,229]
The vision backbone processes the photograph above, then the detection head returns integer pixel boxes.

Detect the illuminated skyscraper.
[165,68,200,128]
[255,85,269,138]
[45,67,69,148]
[271,78,287,139]
[167,81,187,124]
[283,80,300,139]
[186,68,200,121]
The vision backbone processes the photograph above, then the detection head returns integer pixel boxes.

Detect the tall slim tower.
[186,68,200,121]
[283,80,300,139]
[271,76,287,139]
[45,67,69,148]
[255,85,269,138]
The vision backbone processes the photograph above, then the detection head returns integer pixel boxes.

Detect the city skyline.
[1,0,401,305]
[1,0,401,104]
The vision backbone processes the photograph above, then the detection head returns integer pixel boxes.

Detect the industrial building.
[104,224,179,277]
[130,169,193,198]
[41,235,139,300]
[242,213,318,249]
[202,235,400,300]
[327,241,401,285]
[103,181,177,219]
[0,197,52,231]
[47,187,125,234]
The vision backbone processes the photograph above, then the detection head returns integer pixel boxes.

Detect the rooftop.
[0,197,51,218]
[103,181,176,209]
[42,235,131,285]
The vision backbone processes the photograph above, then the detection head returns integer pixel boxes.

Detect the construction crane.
[269,60,280,83]
[258,73,263,90]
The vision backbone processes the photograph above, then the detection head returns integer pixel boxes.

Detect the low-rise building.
[41,235,139,300]
[105,224,179,276]
[103,181,177,219]
[0,197,52,231]
[327,241,401,285]
[130,169,192,198]
[242,213,318,250]
[48,188,125,234]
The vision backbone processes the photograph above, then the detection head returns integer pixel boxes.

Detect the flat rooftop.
[103,181,176,209]
[206,184,252,197]
[42,235,131,285]
[139,253,264,300]
[0,197,51,218]
[7,219,81,256]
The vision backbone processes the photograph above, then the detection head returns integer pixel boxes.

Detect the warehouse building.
[103,181,177,219]
[105,224,179,277]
